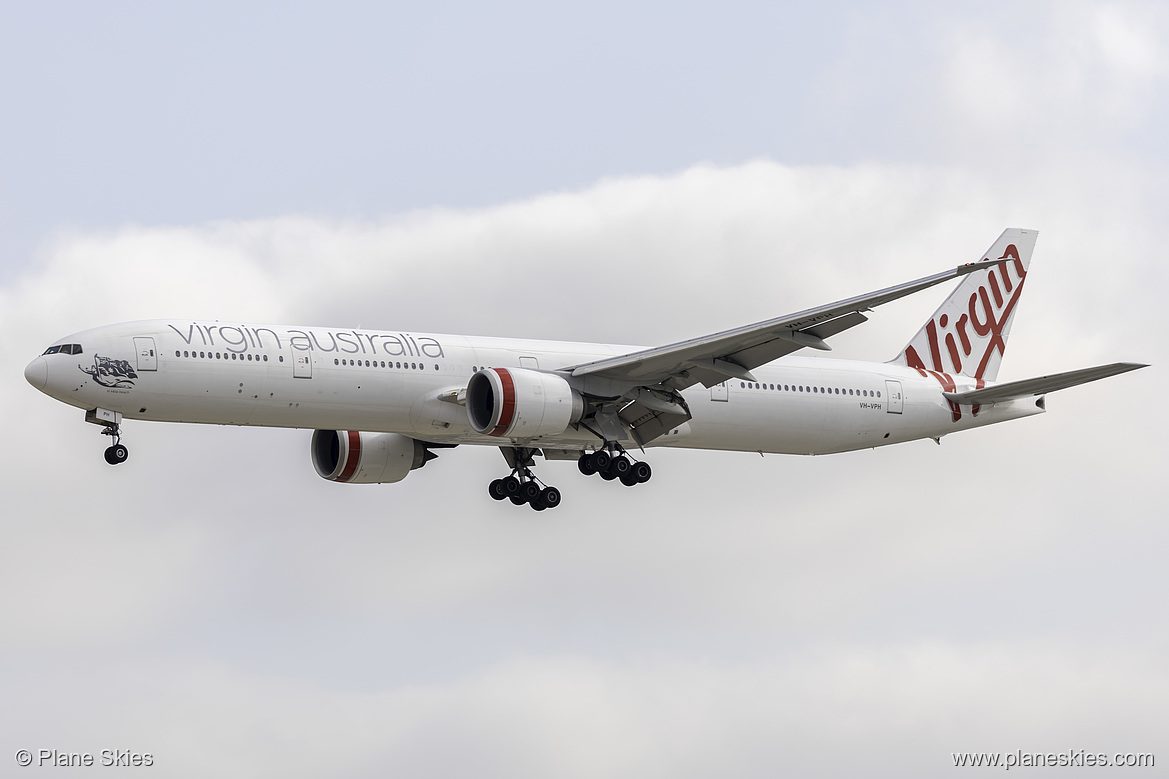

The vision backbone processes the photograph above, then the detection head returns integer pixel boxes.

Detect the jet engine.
[466,367,584,439]
[311,430,433,484]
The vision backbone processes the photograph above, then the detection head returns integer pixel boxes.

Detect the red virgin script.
[904,245,1027,421]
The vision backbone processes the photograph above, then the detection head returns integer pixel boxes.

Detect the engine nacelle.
[311,430,431,484]
[466,367,584,439]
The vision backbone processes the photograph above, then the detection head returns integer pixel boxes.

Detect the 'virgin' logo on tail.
[904,247,1027,381]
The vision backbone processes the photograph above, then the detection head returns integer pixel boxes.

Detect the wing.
[943,363,1148,405]
[564,260,1008,391]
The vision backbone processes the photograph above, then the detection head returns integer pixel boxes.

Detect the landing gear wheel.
[619,473,638,487]
[489,479,508,500]
[590,450,611,472]
[578,453,597,476]
[538,486,561,509]
[600,469,617,481]
[502,476,521,496]
[509,494,527,506]
[631,461,652,483]
[520,481,541,503]
[104,444,128,465]
[608,455,632,478]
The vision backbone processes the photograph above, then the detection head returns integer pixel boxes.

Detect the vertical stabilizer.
[893,228,1038,382]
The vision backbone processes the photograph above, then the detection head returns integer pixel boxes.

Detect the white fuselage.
[27,319,1044,456]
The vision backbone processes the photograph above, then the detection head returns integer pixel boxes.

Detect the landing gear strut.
[577,445,651,487]
[489,447,562,511]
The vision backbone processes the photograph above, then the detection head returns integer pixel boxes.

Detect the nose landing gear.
[86,409,129,465]
[101,424,129,465]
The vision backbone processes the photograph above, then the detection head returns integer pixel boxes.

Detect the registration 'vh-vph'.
[25,229,1145,510]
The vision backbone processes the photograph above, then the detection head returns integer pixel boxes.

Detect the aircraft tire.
[539,486,561,508]
[489,479,508,500]
[104,444,128,465]
[590,450,611,472]
[520,481,541,503]
[578,453,596,476]
[619,473,638,487]
[502,476,521,496]
[509,494,527,506]
[631,461,652,483]
[609,456,631,478]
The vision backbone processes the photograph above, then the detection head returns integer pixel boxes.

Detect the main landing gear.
[489,447,562,511]
[101,423,129,465]
[577,446,651,487]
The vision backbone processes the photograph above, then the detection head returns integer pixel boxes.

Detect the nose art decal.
[80,355,138,389]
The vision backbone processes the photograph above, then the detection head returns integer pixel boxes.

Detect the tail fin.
[893,228,1038,382]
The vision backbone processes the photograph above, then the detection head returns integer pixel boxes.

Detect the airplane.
[24,228,1146,510]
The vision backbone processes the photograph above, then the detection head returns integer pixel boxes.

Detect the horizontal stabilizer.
[943,362,1147,405]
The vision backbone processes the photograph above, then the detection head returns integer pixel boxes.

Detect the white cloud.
[937,2,1169,150]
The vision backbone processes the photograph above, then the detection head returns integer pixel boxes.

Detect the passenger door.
[133,337,157,371]
[885,380,903,414]
[293,353,312,378]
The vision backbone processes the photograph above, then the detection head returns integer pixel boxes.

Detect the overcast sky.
[1,2,1166,777]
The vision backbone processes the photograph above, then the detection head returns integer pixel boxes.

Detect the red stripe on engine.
[336,430,362,481]
[490,368,516,436]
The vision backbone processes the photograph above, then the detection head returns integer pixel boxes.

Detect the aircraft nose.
[25,356,48,390]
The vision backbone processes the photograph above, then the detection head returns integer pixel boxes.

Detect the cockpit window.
[42,344,82,355]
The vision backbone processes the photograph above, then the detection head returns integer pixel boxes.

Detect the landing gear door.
[885,380,903,414]
[293,353,312,379]
[133,337,157,371]
[711,381,728,402]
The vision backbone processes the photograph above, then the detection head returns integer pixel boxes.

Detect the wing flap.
[943,363,1147,405]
